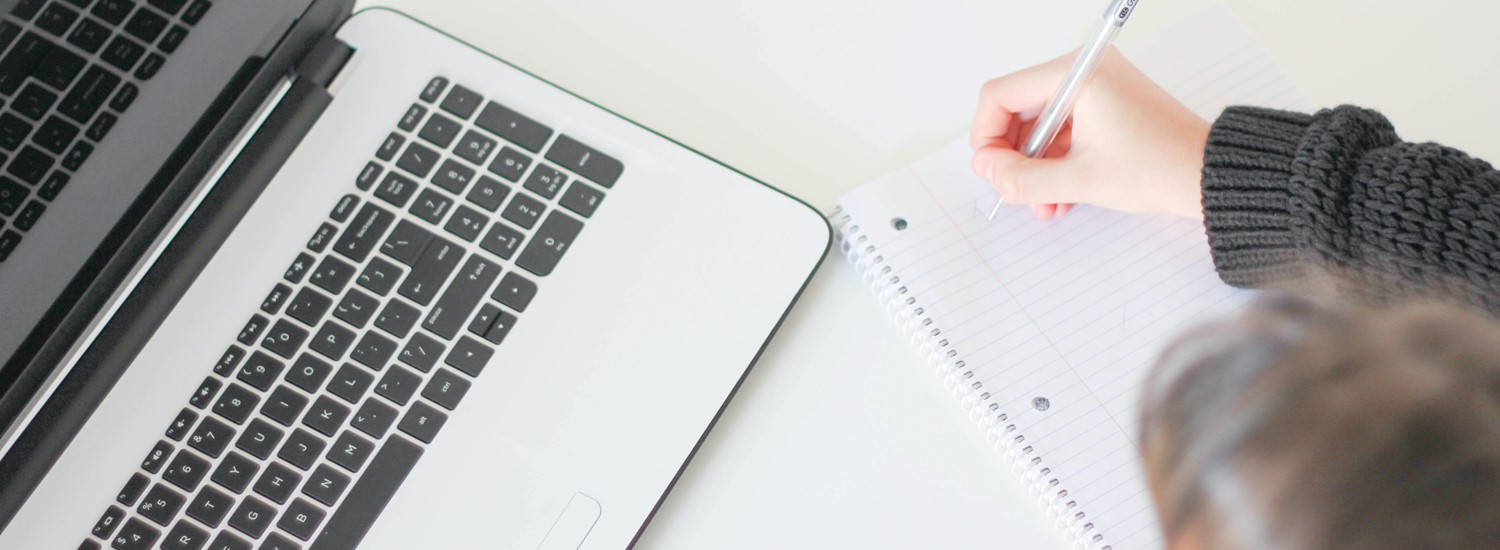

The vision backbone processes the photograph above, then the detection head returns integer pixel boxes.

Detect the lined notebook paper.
[832,7,1311,550]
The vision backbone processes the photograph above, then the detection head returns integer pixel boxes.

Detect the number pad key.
[500,192,545,230]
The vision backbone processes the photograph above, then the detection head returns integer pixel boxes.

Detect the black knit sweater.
[1201,106,1500,310]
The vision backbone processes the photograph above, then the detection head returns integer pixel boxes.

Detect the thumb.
[972,146,1083,206]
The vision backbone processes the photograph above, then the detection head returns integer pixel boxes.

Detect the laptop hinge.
[296,34,354,88]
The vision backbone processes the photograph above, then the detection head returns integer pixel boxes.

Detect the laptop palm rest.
[537,493,602,550]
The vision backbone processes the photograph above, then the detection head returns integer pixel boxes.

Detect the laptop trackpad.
[537,493,602,550]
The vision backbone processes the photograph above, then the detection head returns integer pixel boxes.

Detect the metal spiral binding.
[831,207,1110,550]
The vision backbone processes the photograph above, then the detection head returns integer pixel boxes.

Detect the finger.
[969,53,1076,152]
[1055,204,1076,217]
[1032,204,1057,220]
[974,145,1087,206]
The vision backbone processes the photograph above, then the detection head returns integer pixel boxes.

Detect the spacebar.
[310,436,424,550]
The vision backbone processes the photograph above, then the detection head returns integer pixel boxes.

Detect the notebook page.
[835,7,1310,550]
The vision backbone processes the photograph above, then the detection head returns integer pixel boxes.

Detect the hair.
[1140,295,1500,550]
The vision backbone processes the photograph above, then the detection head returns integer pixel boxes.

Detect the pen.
[986,0,1140,220]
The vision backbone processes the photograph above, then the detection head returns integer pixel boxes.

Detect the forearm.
[1200,105,1500,308]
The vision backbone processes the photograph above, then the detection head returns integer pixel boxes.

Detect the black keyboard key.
[261,384,310,427]
[100,35,144,72]
[111,81,138,111]
[379,219,431,265]
[422,368,470,410]
[8,145,54,183]
[0,32,48,95]
[0,21,15,50]
[284,287,331,326]
[67,17,110,53]
[309,435,422,550]
[423,255,500,339]
[439,84,481,119]
[559,181,605,218]
[500,192,545,229]
[521,163,566,199]
[302,464,350,506]
[259,320,307,360]
[0,230,18,261]
[61,136,93,170]
[350,398,398,439]
[260,283,291,315]
[278,429,326,471]
[354,163,382,194]
[112,517,161,550]
[137,483,185,526]
[487,146,530,182]
[237,351,285,390]
[331,202,393,263]
[213,346,245,377]
[310,321,355,361]
[302,395,350,437]
[36,3,80,37]
[454,130,495,165]
[164,407,197,441]
[397,332,443,373]
[189,376,222,409]
[158,24,187,53]
[356,256,402,297]
[285,355,333,394]
[189,415,234,457]
[328,430,375,473]
[395,141,438,178]
[396,103,425,132]
[374,132,402,161]
[134,52,163,79]
[0,178,27,215]
[180,0,209,24]
[235,315,266,346]
[234,418,284,460]
[330,193,359,222]
[446,336,493,376]
[91,0,133,25]
[161,520,209,550]
[408,187,452,224]
[11,0,45,20]
[278,499,327,542]
[284,252,314,284]
[373,170,417,208]
[206,532,250,550]
[308,255,355,295]
[465,175,509,212]
[397,401,447,444]
[185,486,234,528]
[0,114,31,151]
[141,440,172,473]
[14,83,57,120]
[227,495,275,539]
[252,461,301,504]
[516,211,584,276]
[212,383,258,425]
[492,271,537,312]
[431,158,474,194]
[3,201,30,229]
[210,451,258,494]
[92,505,126,539]
[475,101,551,153]
[306,222,335,252]
[397,236,461,305]
[36,169,67,199]
[374,364,421,406]
[467,303,499,337]
[327,363,373,404]
[87,111,117,143]
[547,134,623,188]
[419,76,447,103]
[124,4,166,40]
[117,472,149,506]
[478,221,524,260]
[60,65,121,123]
[416,111,459,149]
[349,331,396,369]
[482,310,516,346]
[443,204,486,242]
[334,288,379,328]
[162,448,210,492]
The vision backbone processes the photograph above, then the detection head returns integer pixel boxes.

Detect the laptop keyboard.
[81,77,621,550]
[0,0,211,262]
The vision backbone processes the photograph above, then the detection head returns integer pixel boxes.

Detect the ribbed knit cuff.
[1201,107,1315,288]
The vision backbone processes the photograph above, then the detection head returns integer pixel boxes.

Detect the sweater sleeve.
[1201,105,1500,308]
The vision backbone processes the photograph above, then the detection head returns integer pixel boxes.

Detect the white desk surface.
[352,1,1500,547]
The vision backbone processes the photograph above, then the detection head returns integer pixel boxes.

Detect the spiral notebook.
[831,7,1311,550]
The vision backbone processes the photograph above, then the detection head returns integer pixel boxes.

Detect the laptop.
[0,0,830,548]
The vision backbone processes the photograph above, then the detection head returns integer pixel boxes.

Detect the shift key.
[398,236,463,306]
[422,256,501,340]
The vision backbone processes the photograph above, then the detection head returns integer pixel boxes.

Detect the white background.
[351,1,1500,547]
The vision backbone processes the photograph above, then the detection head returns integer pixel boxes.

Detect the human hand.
[970,48,1209,220]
